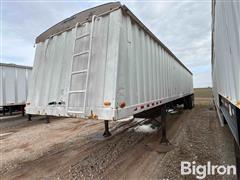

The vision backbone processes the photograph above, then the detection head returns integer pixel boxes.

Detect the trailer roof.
[0,63,32,69]
[35,2,192,75]
[36,2,121,44]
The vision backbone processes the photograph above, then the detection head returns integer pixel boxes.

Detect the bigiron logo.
[181,161,236,179]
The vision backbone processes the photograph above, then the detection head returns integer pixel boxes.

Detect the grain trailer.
[0,63,32,116]
[212,0,240,175]
[26,2,193,136]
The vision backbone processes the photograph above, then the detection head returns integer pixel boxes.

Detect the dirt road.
[0,98,237,179]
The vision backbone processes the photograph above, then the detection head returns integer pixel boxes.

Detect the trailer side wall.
[0,64,32,106]
[212,0,240,143]
[115,12,193,119]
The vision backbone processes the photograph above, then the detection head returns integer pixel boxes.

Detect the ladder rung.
[69,90,86,94]
[76,33,90,40]
[73,51,89,57]
[71,69,87,75]
[67,110,84,114]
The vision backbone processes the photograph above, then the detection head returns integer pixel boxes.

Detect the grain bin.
[212,0,240,144]
[26,2,193,121]
[0,63,32,115]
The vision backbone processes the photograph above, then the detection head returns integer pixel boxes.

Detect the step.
[76,33,90,40]
[73,51,89,57]
[69,90,86,94]
[71,69,87,75]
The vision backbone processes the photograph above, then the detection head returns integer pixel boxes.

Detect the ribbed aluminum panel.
[0,63,32,106]
[116,15,193,107]
[212,0,240,109]
[26,8,193,120]
[26,10,120,119]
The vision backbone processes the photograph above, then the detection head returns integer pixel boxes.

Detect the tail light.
[119,101,126,108]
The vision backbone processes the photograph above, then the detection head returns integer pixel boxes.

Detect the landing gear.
[28,114,32,121]
[103,120,111,137]
[45,116,50,123]
[2,107,5,116]
[9,106,13,115]
[160,105,170,145]
[234,140,240,178]
[21,105,25,116]
[147,105,173,153]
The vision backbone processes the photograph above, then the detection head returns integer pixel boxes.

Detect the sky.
[1,0,212,88]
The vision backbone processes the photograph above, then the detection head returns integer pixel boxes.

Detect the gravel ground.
[0,98,237,180]
[159,101,236,180]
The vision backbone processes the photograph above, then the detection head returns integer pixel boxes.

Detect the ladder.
[67,15,96,114]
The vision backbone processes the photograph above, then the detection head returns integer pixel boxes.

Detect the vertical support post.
[21,105,25,116]
[46,116,50,123]
[9,106,13,115]
[160,105,169,144]
[236,144,240,178]
[103,120,111,137]
[235,108,240,178]
[2,107,5,116]
[192,94,195,108]
[28,114,32,121]
[235,140,240,178]
[184,97,188,109]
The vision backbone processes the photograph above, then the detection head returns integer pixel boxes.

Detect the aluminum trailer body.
[212,0,240,144]
[0,63,32,114]
[26,2,193,120]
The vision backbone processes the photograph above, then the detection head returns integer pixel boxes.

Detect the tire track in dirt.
[1,100,236,180]
[158,104,236,180]
[1,118,150,179]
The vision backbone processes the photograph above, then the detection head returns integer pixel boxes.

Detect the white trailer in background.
[26,2,193,137]
[212,0,240,175]
[0,63,32,116]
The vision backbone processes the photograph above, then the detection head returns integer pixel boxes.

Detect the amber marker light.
[104,101,111,107]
